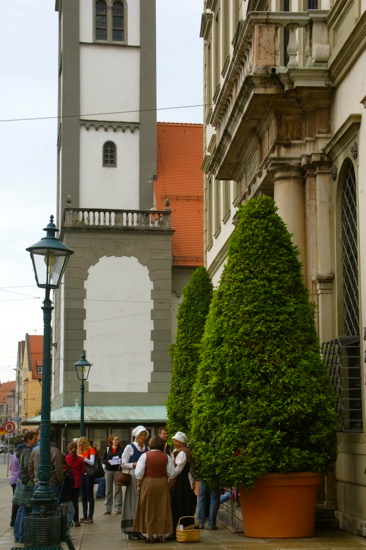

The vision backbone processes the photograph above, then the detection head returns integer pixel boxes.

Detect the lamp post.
[26,216,73,544]
[74,351,92,436]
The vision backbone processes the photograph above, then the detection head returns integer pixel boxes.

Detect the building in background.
[201,0,366,535]
[16,335,42,432]
[0,381,16,438]
[24,1,203,450]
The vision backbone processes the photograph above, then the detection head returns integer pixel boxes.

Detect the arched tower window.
[113,1,124,42]
[103,141,117,167]
[96,0,107,41]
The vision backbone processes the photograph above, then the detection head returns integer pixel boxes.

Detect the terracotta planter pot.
[239,472,321,538]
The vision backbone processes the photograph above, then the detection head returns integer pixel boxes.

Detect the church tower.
[52,0,174,432]
[56,0,156,220]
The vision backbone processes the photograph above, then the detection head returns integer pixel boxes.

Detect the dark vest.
[145,450,168,478]
[128,442,146,463]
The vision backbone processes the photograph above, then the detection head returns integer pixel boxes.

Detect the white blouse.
[121,442,147,470]
[135,449,175,480]
[171,449,188,479]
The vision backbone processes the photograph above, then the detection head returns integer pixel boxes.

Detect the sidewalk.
[1,457,366,549]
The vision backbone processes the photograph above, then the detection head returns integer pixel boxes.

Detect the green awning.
[23,405,167,425]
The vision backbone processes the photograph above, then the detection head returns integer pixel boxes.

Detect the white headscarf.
[132,425,149,439]
[172,431,188,445]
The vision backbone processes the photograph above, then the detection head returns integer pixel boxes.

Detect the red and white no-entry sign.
[3,421,15,433]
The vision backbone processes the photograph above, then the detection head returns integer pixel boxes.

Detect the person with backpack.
[65,441,86,527]
[102,434,124,515]
[29,427,64,497]
[13,431,38,544]
[9,437,25,528]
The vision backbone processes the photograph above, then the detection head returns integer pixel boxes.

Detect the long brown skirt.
[133,477,173,536]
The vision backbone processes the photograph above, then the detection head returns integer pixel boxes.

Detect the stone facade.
[202,0,366,535]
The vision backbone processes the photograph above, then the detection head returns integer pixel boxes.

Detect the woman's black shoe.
[136,532,147,540]
[128,533,140,540]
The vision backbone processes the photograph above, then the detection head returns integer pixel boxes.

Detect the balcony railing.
[212,10,330,134]
[63,208,171,230]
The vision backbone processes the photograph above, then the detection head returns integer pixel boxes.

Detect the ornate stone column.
[273,165,306,275]
[314,161,334,342]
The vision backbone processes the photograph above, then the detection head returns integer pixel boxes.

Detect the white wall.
[84,256,153,392]
[80,45,140,123]
[79,126,139,209]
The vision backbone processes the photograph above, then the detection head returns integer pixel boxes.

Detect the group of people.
[9,424,222,545]
[9,429,65,544]
[120,425,197,544]
[9,430,102,543]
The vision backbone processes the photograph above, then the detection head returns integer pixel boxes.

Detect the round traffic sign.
[4,421,15,433]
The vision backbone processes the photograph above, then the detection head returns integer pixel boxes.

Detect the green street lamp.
[74,351,92,437]
[26,216,73,544]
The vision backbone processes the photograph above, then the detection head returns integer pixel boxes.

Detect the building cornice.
[80,119,140,133]
[328,9,366,85]
[324,114,361,161]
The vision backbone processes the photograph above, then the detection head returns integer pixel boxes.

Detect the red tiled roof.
[0,380,16,405]
[26,334,43,381]
[156,123,203,266]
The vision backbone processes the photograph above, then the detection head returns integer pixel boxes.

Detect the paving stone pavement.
[1,458,366,549]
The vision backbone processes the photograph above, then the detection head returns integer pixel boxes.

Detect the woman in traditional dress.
[166,431,197,540]
[77,436,96,523]
[120,425,149,541]
[133,436,175,543]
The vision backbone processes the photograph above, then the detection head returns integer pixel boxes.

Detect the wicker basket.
[176,516,201,543]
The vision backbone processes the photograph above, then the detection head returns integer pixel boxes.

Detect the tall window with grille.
[340,161,362,430]
[103,141,117,167]
[342,161,359,338]
[322,160,362,431]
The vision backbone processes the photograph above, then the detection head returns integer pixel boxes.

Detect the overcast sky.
[0,0,203,383]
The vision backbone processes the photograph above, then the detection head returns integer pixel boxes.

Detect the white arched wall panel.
[84,255,153,392]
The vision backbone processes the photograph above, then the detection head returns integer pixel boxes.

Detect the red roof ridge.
[157,121,203,127]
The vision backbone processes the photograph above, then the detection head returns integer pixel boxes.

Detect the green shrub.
[190,196,339,489]
[167,267,213,435]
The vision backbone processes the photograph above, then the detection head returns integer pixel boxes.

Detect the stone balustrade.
[63,208,171,230]
[212,10,330,134]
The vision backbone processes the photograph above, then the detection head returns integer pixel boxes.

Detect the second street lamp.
[25,215,73,546]
[74,351,92,437]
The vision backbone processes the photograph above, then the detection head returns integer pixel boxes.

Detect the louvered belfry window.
[113,1,124,41]
[96,1,107,40]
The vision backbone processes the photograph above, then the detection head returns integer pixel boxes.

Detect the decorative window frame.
[94,0,127,44]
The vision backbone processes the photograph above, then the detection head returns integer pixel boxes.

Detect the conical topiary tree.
[190,196,339,489]
[167,267,213,435]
